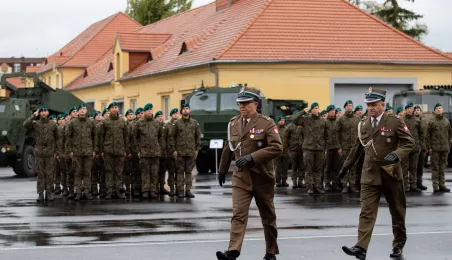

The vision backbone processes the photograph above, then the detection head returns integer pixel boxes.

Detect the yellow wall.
[59,68,85,87]
[114,40,129,80]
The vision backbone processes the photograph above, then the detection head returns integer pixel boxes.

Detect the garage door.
[334,84,412,111]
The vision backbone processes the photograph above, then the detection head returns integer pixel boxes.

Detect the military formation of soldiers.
[274,99,452,195]
[24,101,201,202]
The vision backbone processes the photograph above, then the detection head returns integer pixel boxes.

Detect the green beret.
[404,102,414,109]
[49,114,56,120]
[170,108,179,116]
[182,103,190,109]
[326,105,335,112]
[335,108,342,113]
[434,103,442,111]
[154,111,163,118]
[343,100,353,108]
[77,103,87,111]
[94,111,102,116]
[363,109,368,116]
[414,105,422,111]
[64,113,69,118]
[310,102,319,110]
[102,108,108,116]
[292,110,299,116]
[68,106,77,113]
[396,106,404,114]
[108,102,119,110]
[88,114,94,118]
[385,105,393,112]
[144,103,153,111]
[276,116,285,122]
[354,105,363,113]
[125,109,134,116]
[135,107,143,115]
[57,114,64,120]
[320,110,327,116]
[39,105,48,111]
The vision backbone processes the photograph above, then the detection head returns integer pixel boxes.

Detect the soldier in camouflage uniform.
[335,108,342,119]
[427,103,452,192]
[54,114,66,195]
[65,106,78,199]
[336,100,360,193]
[134,104,165,199]
[99,102,129,199]
[320,110,327,119]
[166,108,179,196]
[385,105,394,116]
[155,111,170,195]
[401,102,425,193]
[91,111,103,196]
[396,107,405,118]
[66,104,97,200]
[169,104,201,198]
[130,108,144,197]
[49,114,57,124]
[23,106,58,202]
[354,105,363,118]
[414,105,428,191]
[324,105,341,192]
[292,102,328,195]
[274,117,289,187]
[283,112,306,189]
[123,109,135,196]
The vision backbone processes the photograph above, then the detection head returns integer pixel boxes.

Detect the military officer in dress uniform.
[216,86,283,260]
[339,87,414,260]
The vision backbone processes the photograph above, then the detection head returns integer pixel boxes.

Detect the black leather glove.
[384,153,399,162]
[235,155,253,167]
[338,168,348,180]
[218,172,226,187]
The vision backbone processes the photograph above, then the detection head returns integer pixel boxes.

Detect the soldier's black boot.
[133,189,141,198]
[68,191,76,200]
[159,182,170,195]
[185,190,195,198]
[276,179,282,187]
[37,192,44,202]
[307,186,315,195]
[342,246,366,260]
[169,186,176,197]
[389,248,403,258]
[433,185,440,193]
[281,179,289,187]
[74,192,82,201]
[349,186,360,193]
[410,184,421,193]
[325,183,332,192]
[342,186,349,194]
[125,186,131,196]
[99,188,107,198]
[315,186,325,194]
[141,192,149,199]
[116,190,126,199]
[54,186,61,195]
[298,182,307,189]
[216,250,239,260]
[105,192,113,200]
[91,186,99,196]
[292,179,298,189]
[62,187,69,197]
[85,192,93,200]
[417,182,427,191]
[177,189,185,198]
[439,185,451,192]
[263,253,276,260]
[149,191,158,199]
[46,191,54,201]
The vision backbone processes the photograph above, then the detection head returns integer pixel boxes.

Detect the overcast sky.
[0,0,450,58]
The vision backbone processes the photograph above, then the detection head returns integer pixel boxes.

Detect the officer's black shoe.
[105,193,113,200]
[410,185,422,193]
[74,193,82,201]
[37,192,44,202]
[185,190,195,198]
[85,192,93,200]
[263,253,276,260]
[417,183,427,191]
[439,185,451,192]
[325,183,332,192]
[281,180,289,187]
[433,185,440,193]
[342,246,366,260]
[142,192,149,199]
[54,186,62,195]
[216,250,239,260]
[389,248,403,258]
[116,190,126,199]
[149,191,158,199]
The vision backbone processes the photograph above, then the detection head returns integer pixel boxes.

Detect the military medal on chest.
[250,128,255,139]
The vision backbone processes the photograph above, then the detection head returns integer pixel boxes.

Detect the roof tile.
[117,33,171,52]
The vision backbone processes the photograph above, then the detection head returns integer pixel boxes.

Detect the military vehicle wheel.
[196,155,210,174]
[14,145,35,178]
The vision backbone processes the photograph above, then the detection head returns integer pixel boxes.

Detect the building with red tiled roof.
[56,0,452,117]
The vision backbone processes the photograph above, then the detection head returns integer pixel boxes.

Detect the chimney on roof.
[216,0,239,11]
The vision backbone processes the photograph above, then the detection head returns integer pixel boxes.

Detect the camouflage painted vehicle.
[185,83,307,173]
[392,85,452,165]
[0,73,93,177]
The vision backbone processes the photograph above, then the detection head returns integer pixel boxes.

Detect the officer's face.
[406,107,414,115]
[239,101,258,118]
[78,107,87,118]
[310,106,319,116]
[367,101,385,117]
[435,106,443,115]
[278,119,285,126]
[345,104,353,112]
[144,109,153,118]
[127,114,134,121]
[171,112,179,119]
[328,110,335,117]
[182,107,190,116]
[39,110,49,119]
[109,106,119,116]
[156,115,164,122]
[414,108,422,116]
[356,110,363,117]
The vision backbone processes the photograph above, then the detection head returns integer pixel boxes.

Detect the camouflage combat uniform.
[23,116,58,194]
[133,116,165,194]
[169,117,201,197]
[336,111,360,190]
[292,112,328,192]
[123,119,136,194]
[416,115,428,187]
[65,118,77,196]
[324,115,341,191]
[401,114,425,191]
[427,114,452,190]
[98,114,129,196]
[66,117,96,193]
[274,124,289,186]
[91,121,104,195]
[157,120,168,193]
[283,122,304,187]
[165,118,178,193]
[56,124,67,193]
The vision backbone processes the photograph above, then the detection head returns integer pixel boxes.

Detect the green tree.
[126,0,193,25]
[348,0,428,40]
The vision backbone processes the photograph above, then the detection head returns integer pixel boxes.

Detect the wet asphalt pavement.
[0,167,451,260]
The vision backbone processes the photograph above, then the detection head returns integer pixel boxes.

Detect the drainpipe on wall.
[208,63,219,88]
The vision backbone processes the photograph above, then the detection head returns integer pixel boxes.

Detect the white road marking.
[0,230,451,251]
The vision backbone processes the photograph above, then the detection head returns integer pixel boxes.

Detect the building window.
[129,99,137,111]
[86,101,95,110]
[114,99,124,114]
[101,102,107,111]
[162,96,170,120]
[14,64,21,72]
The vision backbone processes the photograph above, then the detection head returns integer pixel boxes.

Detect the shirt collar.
[371,112,384,123]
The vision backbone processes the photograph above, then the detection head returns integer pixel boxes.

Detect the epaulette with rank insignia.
[259,114,271,121]
[230,115,240,121]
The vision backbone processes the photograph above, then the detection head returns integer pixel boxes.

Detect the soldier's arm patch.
[403,125,409,132]
[273,127,279,134]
